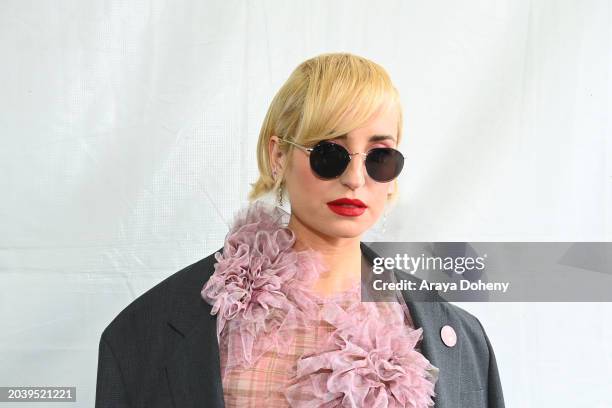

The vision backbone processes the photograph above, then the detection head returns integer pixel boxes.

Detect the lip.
[327,198,367,207]
[326,198,367,217]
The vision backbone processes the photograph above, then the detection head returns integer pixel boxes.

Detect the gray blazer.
[96,242,505,407]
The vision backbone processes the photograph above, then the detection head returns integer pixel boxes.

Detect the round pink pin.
[440,325,457,347]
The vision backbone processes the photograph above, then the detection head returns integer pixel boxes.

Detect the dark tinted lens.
[310,142,350,179]
[365,148,404,182]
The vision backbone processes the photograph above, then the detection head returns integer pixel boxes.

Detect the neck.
[287,212,362,297]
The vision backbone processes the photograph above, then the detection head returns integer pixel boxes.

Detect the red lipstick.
[326,198,367,217]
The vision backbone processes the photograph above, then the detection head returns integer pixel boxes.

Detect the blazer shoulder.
[100,247,222,341]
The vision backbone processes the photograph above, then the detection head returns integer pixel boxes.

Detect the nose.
[338,153,366,190]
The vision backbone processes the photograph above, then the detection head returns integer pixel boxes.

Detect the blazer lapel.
[360,242,461,408]
[400,295,462,408]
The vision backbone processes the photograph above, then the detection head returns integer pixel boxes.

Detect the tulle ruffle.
[285,300,439,407]
[201,201,326,377]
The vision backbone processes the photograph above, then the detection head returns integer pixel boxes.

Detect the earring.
[277,183,284,207]
[381,205,388,235]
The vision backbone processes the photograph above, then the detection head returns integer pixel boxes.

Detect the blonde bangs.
[297,54,402,146]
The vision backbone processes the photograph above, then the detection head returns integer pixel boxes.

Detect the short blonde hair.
[248,52,403,203]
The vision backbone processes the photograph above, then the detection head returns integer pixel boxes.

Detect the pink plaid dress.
[220,284,436,407]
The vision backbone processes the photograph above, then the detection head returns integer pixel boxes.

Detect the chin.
[324,225,366,239]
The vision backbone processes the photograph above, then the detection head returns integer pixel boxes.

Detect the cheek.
[289,156,320,193]
[366,181,390,215]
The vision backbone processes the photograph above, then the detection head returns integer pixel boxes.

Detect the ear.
[268,135,285,174]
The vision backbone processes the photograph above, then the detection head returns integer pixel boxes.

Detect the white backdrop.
[1,1,611,406]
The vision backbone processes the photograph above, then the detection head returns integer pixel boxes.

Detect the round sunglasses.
[280,138,404,182]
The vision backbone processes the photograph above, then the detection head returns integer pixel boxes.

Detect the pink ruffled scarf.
[201,201,438,407]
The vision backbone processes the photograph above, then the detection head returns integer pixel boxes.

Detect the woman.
[96,53,505,407]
